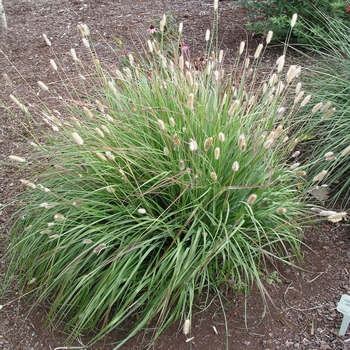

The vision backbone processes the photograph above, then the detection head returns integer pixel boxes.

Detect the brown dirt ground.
[0,0,349,349]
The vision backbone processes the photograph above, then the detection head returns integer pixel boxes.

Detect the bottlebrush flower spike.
[183,319,191,335]
[313,170,328,182]
[214,147,220,160]
[72,132,84,145]
[247,194,258,205]
[232,161,239,172]
[9,155,26,162]
[291,13,298,28]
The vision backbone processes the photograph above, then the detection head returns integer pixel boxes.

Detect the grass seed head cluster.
[3,5,319,348]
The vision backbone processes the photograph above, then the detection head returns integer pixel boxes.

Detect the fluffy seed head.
[54,213,65,221]
[179,160,185,170]
[183,319,191,335]
[157,119,166,131]
[20,179,36,189]
[218,132,225,142]
[179,22,183,34]
[123,67,132,80]
[276,81,284,95]
[321,107,336,121]
[274,125,284,139]
[294,91,305,104]
[276,55,285,72]
[228,100,240,116]
[313,170,328,182]
[210,172,217,181]
[93,243,106,254]
[147,39,153,53]
[43,34,52,47]
[38,81,49,91]
[290,162,300,170]
[276,207,287,215]
[214,147,220,160]
[96,152,107,161]
[70,48,78,61]
[72,132,84,145]
[40,230,52,235]
[262,83,268,94]
[194,82,199,95]
[324,151,334,158]
[205,29,210,41]
[82,37,90,48]
[238,134,246,150]
[160,19,165,33]
[152,40,160,54]
[95,127,104,138]
[267,131,275,141]
[232,161,239,172]
[263,139,274,149]
[269,73,278,87]
[10,94,21,106]
[341,145,350,157]
[312,102,323,113]
[295,82,302,94]
[187,93,194,110]
[295,170,307,177]
[186,70,193,86]
[300,95,311,107]
[169,117,175,127]
[328,212,347,221]
[9,155,26,162]
[28,278,36,285]
[320,101,332,112]
[39,202,57,208]
[179,55,184,70]
[78,23,90,37]
[189,139,198,152]
[138,208,147,214]
[173,134,181,147]
[247,194,258,205]
[105,151,115,161]
[291,13,298,28]
[106,186,115,194]
[266,31,273,44]
[83,239,93,244]
[254,44,263,59]
[83,106,93,118]
[50,59,58,71]
[218,49,224,63]
[213,0,219,10]
[239,41,245,55]
[286,65,296,83]
[204,137,213,151]
[101,125,110,134]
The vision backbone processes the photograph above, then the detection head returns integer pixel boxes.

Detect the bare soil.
[0,0,349,349]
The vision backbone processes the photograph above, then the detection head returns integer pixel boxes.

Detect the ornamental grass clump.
[291,13,350,206]
[3,7,316,348]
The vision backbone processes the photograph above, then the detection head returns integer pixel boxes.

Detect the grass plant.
[291,13,350,207]
[1,5,323,348]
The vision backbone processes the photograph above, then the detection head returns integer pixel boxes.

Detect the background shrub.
[236,0,350,42]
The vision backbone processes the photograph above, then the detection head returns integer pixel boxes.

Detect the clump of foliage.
[236,0,350,42]
[291,13,350,207]
[2,5,327,349]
